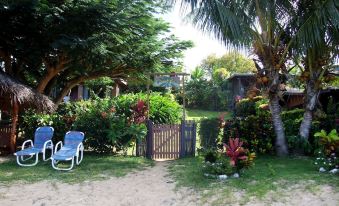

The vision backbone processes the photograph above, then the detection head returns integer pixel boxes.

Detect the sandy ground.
[0,162,199,206]
[0,160,338,206]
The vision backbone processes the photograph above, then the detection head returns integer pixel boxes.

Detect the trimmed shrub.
[235,96,264,117]
[199,118,221,149]
[223,113,275,154]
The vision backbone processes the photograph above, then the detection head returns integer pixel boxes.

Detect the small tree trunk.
[10,102,19,153]
[299,81,319,140]
[269,95,288,156]
[36,69,59,93]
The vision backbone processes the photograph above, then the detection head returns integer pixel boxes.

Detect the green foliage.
[224,113,275,154]
[199,118,221,150]
[185,79,230,111]
[212,68,230,84]
[314,129,339,155]
[281,109,305,121]
[0,0,192,102]
[19,93,180,153]
[235,98,256,117]
[235,96,264,117]
[286,135,313,154]
[19,110,69,145]
[190,67,205,80]
[198,52,256,79]
[202,156,235,176]
[314,129,339,171]
[115,93,181,124]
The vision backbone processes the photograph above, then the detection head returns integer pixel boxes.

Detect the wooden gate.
[142,120,196,160]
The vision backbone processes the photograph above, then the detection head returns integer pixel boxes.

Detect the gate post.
[179,120,186,158]
[146,120,153,159]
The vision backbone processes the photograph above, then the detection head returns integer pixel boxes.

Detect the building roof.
[0,71,55,113]
[228,73,255,80]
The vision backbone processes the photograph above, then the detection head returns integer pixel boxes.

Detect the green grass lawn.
[168,155,339,204]
[186,109,231,121]
[0,153,153,184]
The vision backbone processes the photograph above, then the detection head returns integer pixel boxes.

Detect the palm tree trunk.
[299,81,319,140]
[269,95,288,156]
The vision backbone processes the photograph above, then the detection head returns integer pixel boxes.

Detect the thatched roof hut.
[0,71,55,153]
[0,71,55,112]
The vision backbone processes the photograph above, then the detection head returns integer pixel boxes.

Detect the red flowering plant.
[224,138,256,171]
[130,100,148,124]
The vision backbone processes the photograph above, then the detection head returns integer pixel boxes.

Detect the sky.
[162,5,229,72]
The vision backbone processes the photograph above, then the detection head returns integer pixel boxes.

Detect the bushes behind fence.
[19,93,181,154]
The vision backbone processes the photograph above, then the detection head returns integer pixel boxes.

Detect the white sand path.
[0,161,199,206]
[0,160,338,206]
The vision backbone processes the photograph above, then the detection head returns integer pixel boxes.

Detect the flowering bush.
[314,152,338,171]
[202,156,234,176]
[314,129,339,172]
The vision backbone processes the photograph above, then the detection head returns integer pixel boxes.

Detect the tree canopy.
[0,0,193,104]
[198,52,255,79]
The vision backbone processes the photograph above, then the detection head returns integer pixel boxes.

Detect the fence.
[138,120,196,160]
[0,124,12,150]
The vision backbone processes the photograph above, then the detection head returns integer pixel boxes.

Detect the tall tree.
[0,0,192,105]
[293,0,339,140]
[175,0,338,155]
[199,52,255,78]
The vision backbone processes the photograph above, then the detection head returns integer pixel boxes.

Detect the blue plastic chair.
[51,131,85,171]
[14,126,54,166]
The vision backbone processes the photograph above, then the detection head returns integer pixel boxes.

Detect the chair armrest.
[54,141,63,154]
[22,140,33,150]
[43,140,53,151]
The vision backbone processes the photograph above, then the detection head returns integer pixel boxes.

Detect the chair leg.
[76,148,83,165]
[51,157,75,171]
[16,154,39,167]
[43,147,53,161]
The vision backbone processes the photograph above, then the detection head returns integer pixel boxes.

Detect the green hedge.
[199,118,221,149]
[224,107,328,154]
[19,93,181,154]
[235,96,264,117]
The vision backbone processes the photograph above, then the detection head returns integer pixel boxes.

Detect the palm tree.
[294,0,339,140]
[174,0,338,155]
[191,67,206,80]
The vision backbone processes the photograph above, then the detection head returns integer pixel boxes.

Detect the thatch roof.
[0,71,55,113]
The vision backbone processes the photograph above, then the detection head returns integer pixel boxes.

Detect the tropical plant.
[175,0,338,156]
[224,138,247,166]
[314,129,339,155]
[223,138,256,171]
[191,67,205,80]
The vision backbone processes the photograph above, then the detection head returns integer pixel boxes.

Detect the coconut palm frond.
[294,0,339,49]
